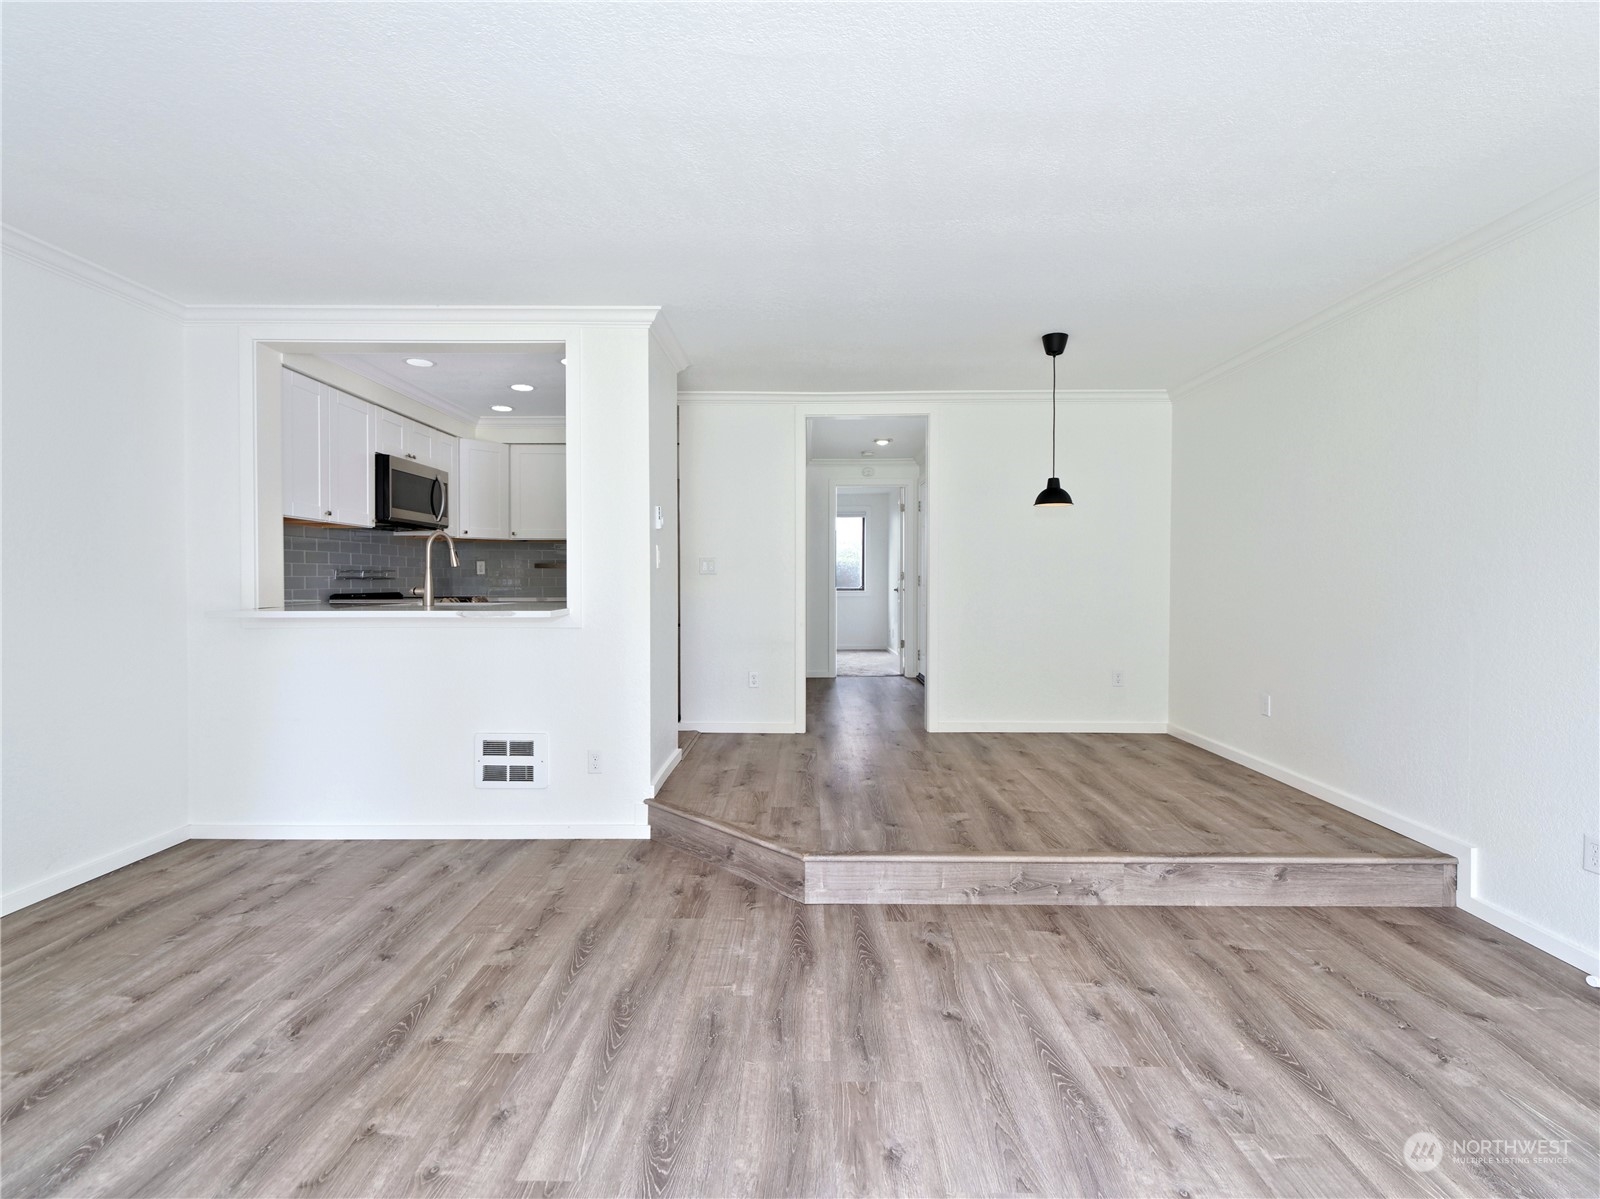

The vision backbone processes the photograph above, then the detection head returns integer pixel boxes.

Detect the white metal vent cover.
[476,733,549,789]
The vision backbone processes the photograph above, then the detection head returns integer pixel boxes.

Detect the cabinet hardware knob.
[324,510,332,516]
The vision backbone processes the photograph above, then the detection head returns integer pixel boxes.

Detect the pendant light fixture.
[1034,331,1074,507]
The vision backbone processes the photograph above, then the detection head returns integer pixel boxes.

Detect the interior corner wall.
[647,339,680,787]
[1,256,190,912]
[1170,200,1600,969]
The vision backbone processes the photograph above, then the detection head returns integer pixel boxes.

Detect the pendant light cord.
[1051,353,1058,477]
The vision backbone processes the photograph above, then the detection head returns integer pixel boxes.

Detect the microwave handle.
[431,477,446,520]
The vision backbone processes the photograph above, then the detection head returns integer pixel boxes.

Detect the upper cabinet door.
[509,444,566,540]
[324,388,375,527]
[457,439,509,540]
[281,370,326,519]
[402,420,437,467]
[373,408,406,458]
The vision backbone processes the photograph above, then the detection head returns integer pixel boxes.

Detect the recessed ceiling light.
[509,383,535,392]
[861,451,876,457]
[559,358,568,366]
[404,357,434,367]
[874,438,893,446]
[491,404,514,413]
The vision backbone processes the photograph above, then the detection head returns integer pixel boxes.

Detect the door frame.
[827,483,911,672]
[795,408,932,730]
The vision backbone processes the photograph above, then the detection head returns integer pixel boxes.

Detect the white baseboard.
[649,748,684,796]
[1,825,190,916]
[188,822,651,840]
[1167,724,1599,977]
[928,720,1170,733]
[678,721,803,734]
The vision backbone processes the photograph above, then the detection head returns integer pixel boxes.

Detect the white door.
[324,388,374,527]
[280,370,325,519]
[509,444,566,540]
[916,477,929,680]
[887,490,904,672]
[458,438,509,539]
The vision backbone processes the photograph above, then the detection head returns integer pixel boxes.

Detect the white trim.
[682,389,1167,405]
[188,822,650,840]
[649,748,685,796]
[678,721,804,734]
[1173,170,1600,397]
[1167,724,1599,977]
[1,826,190,916]
[930,720,1171,733]
[650,315,691,373]
[1,225,186,320]
[474,413,567,430]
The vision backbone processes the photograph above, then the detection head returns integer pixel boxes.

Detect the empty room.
[2,4,1596,1198]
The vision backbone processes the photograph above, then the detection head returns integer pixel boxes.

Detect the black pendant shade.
[1035,332,1074,508]
[1035,476,1073,506]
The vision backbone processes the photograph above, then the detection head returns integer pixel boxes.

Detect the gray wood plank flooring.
[3,838,1594,1198]
[663,677,1447,858]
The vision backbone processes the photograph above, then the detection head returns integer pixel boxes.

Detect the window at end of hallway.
[836,514,864,591]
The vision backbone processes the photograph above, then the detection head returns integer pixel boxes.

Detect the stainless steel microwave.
[375,454,448,529]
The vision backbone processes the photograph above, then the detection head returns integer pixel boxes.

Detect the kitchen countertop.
[244,598,570,620]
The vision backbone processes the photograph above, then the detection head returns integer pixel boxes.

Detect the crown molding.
[1172,169,1600,398]
[678,389,1169,405]
[180,303,665,326]
[650,313,690,373]
[475,413,565,429]
[1,225,186,320]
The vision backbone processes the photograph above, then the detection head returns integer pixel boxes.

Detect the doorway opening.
[804,415,928,699]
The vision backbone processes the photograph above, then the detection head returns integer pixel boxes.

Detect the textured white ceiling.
[321,349,566,420]
[809,416,927,464]
[4,4,1594,391]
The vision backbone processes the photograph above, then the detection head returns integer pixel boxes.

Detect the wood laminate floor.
[661,678,1442,859]
[3,838,1595,1198]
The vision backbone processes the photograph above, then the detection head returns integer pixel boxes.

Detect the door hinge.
[899,502,906,512]
[899,639,906,648]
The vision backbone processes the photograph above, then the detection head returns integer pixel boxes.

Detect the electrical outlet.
[698,557,717,575]
[587,751,602,774]
[1259,692,1273,717]
[1112,670,1124,688]
[476,561,486,576]
[748,672,759,688]
[1583,835,1599,875]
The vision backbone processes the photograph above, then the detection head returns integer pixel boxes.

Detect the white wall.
[647,335,680,789]
[2,255,190,911]
[683,396,1171,732]
[835,491,894,651]
[184,319,661,837]
[1170,200,1599,971]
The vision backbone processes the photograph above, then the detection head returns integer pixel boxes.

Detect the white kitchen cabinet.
[281,369,326,520]
[280,369,373,527]
[324,388,375,527]
[457,439,510,539]
[509,444,566,540]
[373,408,406,457]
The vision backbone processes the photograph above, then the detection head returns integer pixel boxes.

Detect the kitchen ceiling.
[3,4,1594,392]
[321,350,565,421]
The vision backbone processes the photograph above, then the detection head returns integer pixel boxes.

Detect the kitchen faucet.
[422,530,459,611]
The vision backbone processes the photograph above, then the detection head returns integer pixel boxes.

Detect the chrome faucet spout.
[422,531,459,611]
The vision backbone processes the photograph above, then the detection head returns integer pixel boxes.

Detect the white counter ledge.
[232,600,571,622]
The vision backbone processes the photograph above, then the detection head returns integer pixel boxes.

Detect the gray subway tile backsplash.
[283,523,566,602]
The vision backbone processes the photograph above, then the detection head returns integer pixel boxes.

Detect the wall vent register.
[476,733,549,789]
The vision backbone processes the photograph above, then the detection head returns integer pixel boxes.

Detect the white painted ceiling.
[321,349,566,420]
[809,416,927,464]
[4,4,1594,391]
